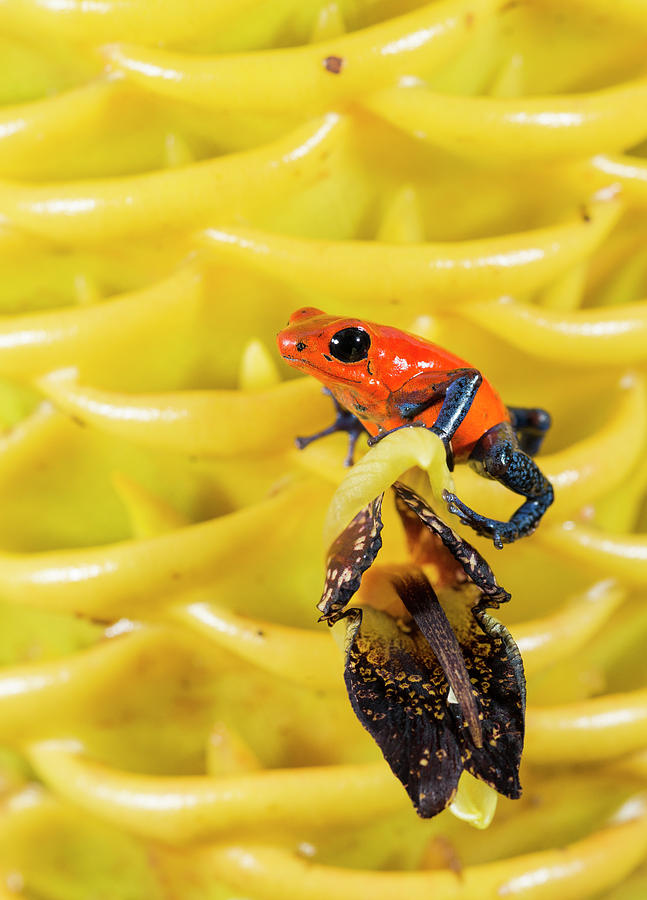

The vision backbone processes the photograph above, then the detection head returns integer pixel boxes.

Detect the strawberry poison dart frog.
[278,308,554,548]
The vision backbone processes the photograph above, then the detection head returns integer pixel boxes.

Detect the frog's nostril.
[296,341,306,352]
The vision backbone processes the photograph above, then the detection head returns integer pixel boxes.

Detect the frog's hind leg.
[507,406,551,457]
[443,422,554,549]
[296,388,366,466]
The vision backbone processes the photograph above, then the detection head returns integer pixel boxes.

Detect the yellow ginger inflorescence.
[0,0,647,896]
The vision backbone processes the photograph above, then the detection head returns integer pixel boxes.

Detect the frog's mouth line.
[281,355,364,385]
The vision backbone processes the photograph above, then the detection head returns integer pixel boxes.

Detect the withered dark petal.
[392,482,510,607]
[325,480,524,817]
[317,494,384,624]
[343,606,463,818]
[343,600,525,814]
[391,568,483,749]
[459,609,525,798]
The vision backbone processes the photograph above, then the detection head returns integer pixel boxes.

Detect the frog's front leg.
[370,368,482,470]
[296,388,366,466]
[444,422,554,549]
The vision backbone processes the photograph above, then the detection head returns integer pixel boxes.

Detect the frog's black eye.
[329,327,371,363]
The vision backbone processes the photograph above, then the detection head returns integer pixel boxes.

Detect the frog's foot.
[443,492,511,549]
[296,391,365,466]
[448,422,555,547]
[442,490,552,549]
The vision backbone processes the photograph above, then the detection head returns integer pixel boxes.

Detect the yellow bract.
[198,200,621,312]
[323,427,451,546]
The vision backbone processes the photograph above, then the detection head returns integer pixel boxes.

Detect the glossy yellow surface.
[100,0,498,113]
[197,201,620,312]
[1,0,647,897]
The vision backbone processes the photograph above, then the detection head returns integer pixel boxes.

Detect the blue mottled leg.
[429,372,482,470]
[296,388,365,466]
[377,368,482,471]
[444,423,554,548]
[508,406,552,457]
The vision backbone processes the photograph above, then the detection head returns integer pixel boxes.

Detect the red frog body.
[278,307,554,548]
[278,306,508,461]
